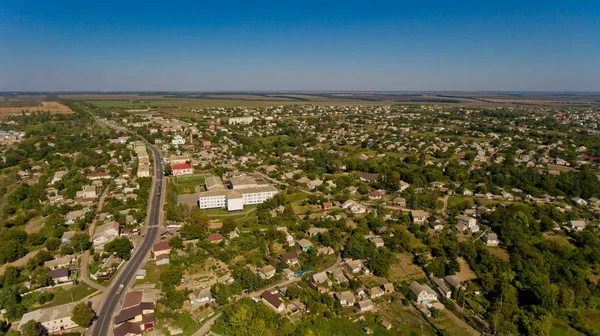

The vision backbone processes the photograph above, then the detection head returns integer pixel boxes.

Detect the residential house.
[65,209,88,225]
[61,231,76,243]
[409,281,438,304]
[444,275,465,290]
[297,239,313,251]
[393,197,406,207]
[317,246,334,255]
[382,283,395,294]
[380,320,393,330]
[483,233,500,246]
[569,219,587,232]
[358,172,380,183]
[334,291,356,306]
[259,265,277,280]
[355,299,375,312]
[369,236,385,248]
[433,278,452,298]
[369,287,384,299]
[261,290,285,312]
[428,216,443,231]
[47,268,69,284]
[410,210,429,224]
[19,302,78,334]
[399,181,410,192]
[368,191,382,200]
[207,233,223,243]
[279,251,300,266]
[341,199,368,214]
[44,255,75,270]
[345,259,366,274]
[189,288,213,305]
[571,197,588,206]
[306,227,327,237]
[153,241,171,265]
[312,272,330,286]
[113,290,155,336]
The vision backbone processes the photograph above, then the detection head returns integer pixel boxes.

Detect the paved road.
[91,118,164,336]
[80,187,110,292]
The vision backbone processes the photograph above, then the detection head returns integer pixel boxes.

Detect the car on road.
[116,284,124,294]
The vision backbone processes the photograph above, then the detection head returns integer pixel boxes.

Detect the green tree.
[44,238,61,251]
[71,303,96,328]
[71,233,92,252]
[160,267,184,288]
[104,237,133,260]
[181,212,209,239]
[20,320,46,336]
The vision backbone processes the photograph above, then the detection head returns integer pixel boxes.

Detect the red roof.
[261,290,283,308]
[207,233,223,242]
[153,241,170,252]
[172,163,192,170]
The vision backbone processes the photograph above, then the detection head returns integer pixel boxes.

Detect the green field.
[550,320,582,336]
[581,310,600,331]
[173,175,205,194]
[91,98,393,110]
[39,283,97,308]
[135,261,166,287]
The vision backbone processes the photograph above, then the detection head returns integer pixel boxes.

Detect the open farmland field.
[59,94,166,100]
[388,252,426,283]
[205,94,296,101]
[0,102,73,119]
[457,257,478,281]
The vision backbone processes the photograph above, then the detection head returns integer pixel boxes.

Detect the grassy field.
[456,257,478,281]
[388,253,426,283]
[550,320,582,336]
[485,246,510,261]
[379,301,437,336]
[39,283,97,308]
[543,232,576,250]
[135,260,166,288]
[433,310,479,336]
[172,175,205,194]
[581,310,600,331]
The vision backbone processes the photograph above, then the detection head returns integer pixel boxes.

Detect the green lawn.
[175,175,206,184]
[550,320,582,336]
[136,261,167,287]
[447,195,469,208]
[173,175,206,194]
[39,283,97,308]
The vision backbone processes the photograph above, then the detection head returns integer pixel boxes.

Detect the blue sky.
[1,0,599,91]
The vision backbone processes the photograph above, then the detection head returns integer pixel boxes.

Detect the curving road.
[91,118,164,336]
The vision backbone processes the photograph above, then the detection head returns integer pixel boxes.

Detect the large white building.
[172,135,186,145]
[19,302,78,334]
[228,117,254,125]
[198,175,278,212]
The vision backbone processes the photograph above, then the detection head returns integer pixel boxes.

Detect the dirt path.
[439,195,450,214]
[191,312,222,336]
